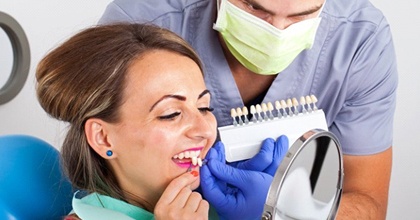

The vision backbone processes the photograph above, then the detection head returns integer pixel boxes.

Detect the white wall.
[0,0,418,219]
[368,0,420,218]
[0,0,111,146]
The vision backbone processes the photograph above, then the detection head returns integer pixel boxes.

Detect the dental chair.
[0,134,73,220]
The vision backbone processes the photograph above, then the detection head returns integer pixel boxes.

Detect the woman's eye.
[158,112,181,120]
[198,107,214,114]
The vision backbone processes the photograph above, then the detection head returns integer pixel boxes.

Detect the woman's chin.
[191,178,200,190]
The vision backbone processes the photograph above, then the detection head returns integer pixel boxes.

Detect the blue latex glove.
[200,135,288,220]
[233,135,289,176]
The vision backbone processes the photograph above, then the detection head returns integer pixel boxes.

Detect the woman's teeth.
[173,150,204,167]
[193,157,204,166]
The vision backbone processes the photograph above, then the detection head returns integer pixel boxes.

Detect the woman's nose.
[185,110,215,140]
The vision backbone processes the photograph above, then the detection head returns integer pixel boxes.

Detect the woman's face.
[104,50,217,206]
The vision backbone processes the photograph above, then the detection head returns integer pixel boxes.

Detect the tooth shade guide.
[218,99,327,162]
[227,95,321,126]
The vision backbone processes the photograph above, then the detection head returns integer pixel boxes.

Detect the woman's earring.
[106,150,113,157]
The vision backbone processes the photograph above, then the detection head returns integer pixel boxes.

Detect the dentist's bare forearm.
[336,147,392,220]
[337,192,387,219]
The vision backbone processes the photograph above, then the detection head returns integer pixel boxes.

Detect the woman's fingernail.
[190,170,199,177]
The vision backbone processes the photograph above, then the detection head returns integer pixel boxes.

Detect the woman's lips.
[173,158,194,168]
[172,147,205,168]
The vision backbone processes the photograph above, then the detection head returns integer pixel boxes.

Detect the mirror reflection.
[0,27,13,89]
[263,129,343,220]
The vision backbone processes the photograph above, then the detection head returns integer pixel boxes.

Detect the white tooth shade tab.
[242,106,250,124]
[300,96,307,113]
[292,98,299,115]
[310,95,318,110]
[231,108,238,126]
[267,102,274,120]
[236,107,244,125]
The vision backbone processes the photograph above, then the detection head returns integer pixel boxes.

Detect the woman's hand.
[154,171,209,220]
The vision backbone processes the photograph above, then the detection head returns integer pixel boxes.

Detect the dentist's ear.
[85,118,115,159]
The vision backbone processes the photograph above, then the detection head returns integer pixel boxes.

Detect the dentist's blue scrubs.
[99,0,398,156]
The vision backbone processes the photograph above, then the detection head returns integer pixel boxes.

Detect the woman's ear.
[85,118,115,159]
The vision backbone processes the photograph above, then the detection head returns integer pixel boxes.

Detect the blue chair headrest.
[0,134,73,220]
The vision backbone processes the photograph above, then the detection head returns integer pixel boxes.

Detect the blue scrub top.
[98,0,398,155]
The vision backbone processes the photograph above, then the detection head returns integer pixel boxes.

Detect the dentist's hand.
[233,135,289,176]
[200,135,288,220]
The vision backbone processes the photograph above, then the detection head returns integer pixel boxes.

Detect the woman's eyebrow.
[149,94,186,112]
[148,90,210,112]
[198,89,211,99]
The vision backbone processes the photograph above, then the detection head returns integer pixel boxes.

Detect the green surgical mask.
[214,0,323,75]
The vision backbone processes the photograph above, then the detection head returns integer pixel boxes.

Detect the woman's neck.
[123,190,156,213]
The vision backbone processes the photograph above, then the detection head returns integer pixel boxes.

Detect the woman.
[36,23,287,220]
[36,23,217,219]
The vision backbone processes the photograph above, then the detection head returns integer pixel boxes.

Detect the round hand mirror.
[262,129,344,220]
[0,11,30,105]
